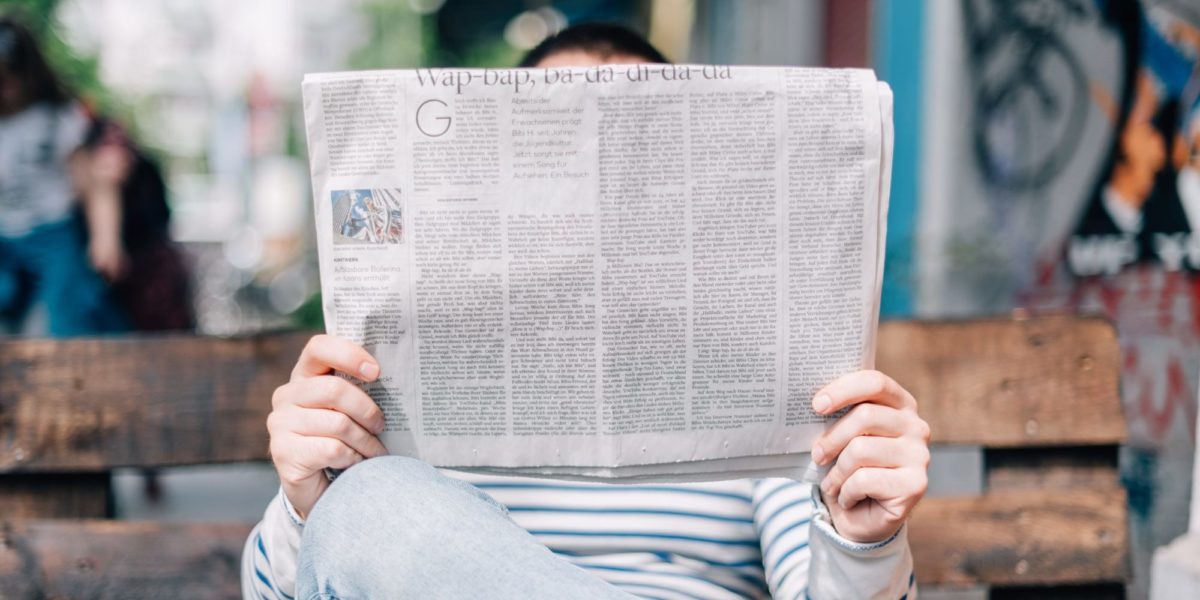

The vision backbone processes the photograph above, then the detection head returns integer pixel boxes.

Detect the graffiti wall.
[920,1,1199,595]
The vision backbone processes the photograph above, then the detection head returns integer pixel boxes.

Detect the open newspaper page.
[302,65,893,482]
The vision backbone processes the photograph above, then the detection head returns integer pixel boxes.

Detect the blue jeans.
[297,456,635,599]
[0,219,128,336]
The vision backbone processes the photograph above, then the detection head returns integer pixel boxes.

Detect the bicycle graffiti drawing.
[963,0,1093,191]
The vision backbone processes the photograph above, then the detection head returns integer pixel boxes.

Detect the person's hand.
[90,142,132,187]
[268,335,389,519]
[76,141,133,281]
[88,234,127,281]
[810,370,930,543]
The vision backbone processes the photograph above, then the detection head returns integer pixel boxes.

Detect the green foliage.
[347,1,428,69]
[1,0,122,117]
[458,37,523,69]
[291,292,325,330]
[346,1,523,69]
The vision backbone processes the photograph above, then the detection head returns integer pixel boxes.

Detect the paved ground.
[113,463,280,522]
[112,446,983,522]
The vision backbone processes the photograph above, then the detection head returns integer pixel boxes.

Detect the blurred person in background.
[79,117,194,332]
[0,16,193,337]
[246,23,927,600]
[0,16,127,336]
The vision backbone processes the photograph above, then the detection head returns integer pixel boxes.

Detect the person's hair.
[0,16,71,106]
[518,22,668,67]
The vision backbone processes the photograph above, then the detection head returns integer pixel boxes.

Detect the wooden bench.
[0,315,1128,599]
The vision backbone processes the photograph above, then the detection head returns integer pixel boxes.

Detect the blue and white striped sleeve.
[753,478,814,598]
[752,478,916,600]
[241,488,305,600]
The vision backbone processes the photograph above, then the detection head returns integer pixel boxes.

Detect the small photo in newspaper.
[332,188,404,245]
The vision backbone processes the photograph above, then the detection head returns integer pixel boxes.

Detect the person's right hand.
[88,234,127,281]
[268,335,388,519]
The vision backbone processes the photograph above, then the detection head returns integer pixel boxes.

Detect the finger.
[837,467,925,512]
[821,436,928,500]
[812,370,915,415]
[811,403,913,465]
[301,435,368,472]
[272,376,386,434]
[292,334,380,382]
[281,406,388,460]
[272,433,366,485]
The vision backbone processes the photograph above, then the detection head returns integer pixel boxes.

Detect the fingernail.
[813,394,831,413]
[360,361,379,379]
[839,495,852,510]
[812,444,825,465]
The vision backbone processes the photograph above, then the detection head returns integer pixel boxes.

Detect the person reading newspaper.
[244,23,929,600]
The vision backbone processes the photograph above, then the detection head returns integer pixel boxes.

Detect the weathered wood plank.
[0,332,310,472]
[989,584,1126,600]
[877,316,1125,447]
[0,474,110,519]
[920,584,1127,600]
[0,316,1123,470]
[985,446,1121,492]
[0,490,1128,597]
[909,488,1129,586]
[0,520,250,600]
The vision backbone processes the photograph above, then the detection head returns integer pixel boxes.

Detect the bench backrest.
[0,316,1128,598]
[879,317,1127,597]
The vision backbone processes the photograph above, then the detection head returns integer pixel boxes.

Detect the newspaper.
[301,64,893,483]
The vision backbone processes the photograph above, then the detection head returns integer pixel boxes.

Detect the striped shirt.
[244,473,916,599]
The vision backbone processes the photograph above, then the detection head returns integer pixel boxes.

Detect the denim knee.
[297,457,509,597]
[307,456,501,526]
[299,457,503,563]
[323,455,441,505]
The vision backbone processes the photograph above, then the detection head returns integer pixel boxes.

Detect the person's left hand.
[810,370,930,543]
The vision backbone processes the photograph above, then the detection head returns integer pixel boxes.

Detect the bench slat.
[877,316,1125,447]
[0,474,110,518]
[909,488,1129,586]
[0,316,1123,472]
[985,446,1122,492]
[0,332,309,472]
[0,486,1129,598]
[0,519,249,600]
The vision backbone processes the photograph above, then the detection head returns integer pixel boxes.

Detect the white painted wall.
[915,2,965,318]
[1192,385,1200,535]
[688,0,824,66]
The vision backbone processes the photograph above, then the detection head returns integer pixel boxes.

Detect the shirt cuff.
[806,486,915,599]
[810,485,904,554]
[279,488,307,528]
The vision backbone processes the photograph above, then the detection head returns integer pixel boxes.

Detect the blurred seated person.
[80,117,194,332]
[244,23,928,600]
[0,16,127,335]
